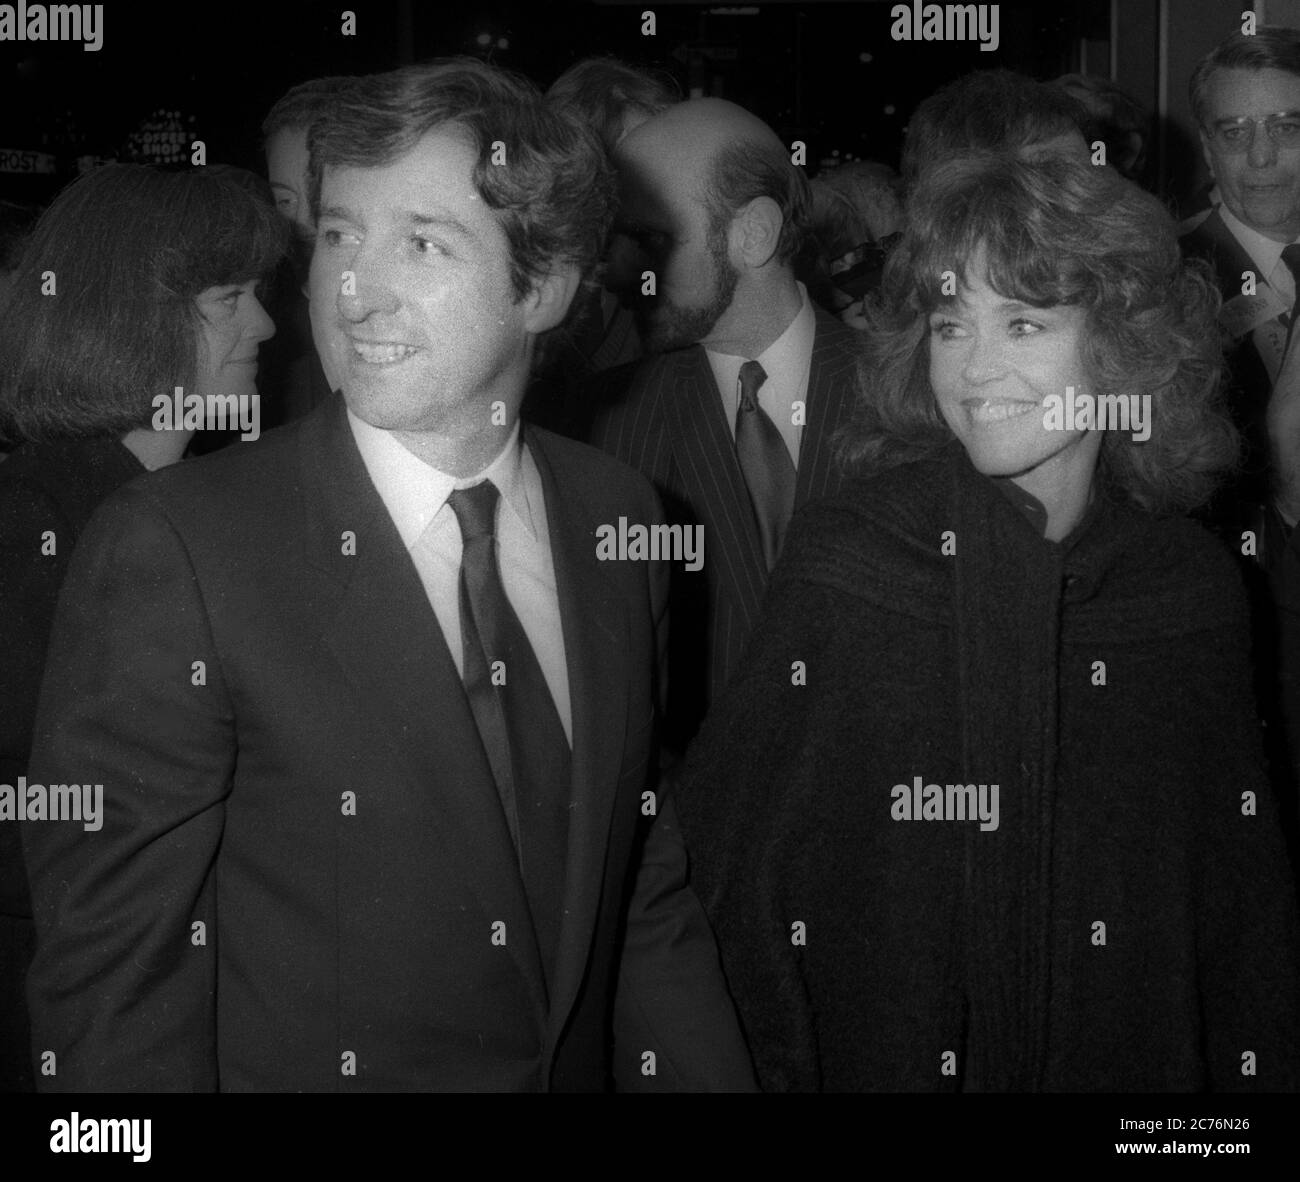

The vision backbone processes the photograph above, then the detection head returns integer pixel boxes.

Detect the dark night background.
[0,0,1110,207]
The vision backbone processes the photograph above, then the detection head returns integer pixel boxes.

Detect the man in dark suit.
[21,59,753,1092]
[589,98,861,749]
[1181,27,1300,817]
[1181,28,1300,535]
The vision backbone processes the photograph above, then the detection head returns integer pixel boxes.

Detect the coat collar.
[1183,207,1262,295]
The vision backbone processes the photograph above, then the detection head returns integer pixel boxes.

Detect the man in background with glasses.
[1182,24,1300,880]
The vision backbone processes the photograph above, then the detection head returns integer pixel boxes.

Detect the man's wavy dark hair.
[836,153,1238,515]
[308,57,616,369]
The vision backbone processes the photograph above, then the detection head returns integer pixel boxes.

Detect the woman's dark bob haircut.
[0,163,286,444]
[837,152,1237,515]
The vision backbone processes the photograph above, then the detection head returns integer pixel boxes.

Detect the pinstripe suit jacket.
[589,308,861,749]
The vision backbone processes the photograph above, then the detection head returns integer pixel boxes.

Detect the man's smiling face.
[310,125,533,440]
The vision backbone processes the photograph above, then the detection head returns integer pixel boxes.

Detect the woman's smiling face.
[928,253,1103,515]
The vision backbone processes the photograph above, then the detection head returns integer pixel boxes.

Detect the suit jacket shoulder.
[1180,208,1257,296]
[586,350,684,432]
[109,413,304,521]
[809,304,863,368]
[527,423,661,516]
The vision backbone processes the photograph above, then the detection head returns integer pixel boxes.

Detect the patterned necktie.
[447,480,570,992]
[734,359,797,570]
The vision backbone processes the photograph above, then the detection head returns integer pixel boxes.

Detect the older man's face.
[1201,67,1300,243]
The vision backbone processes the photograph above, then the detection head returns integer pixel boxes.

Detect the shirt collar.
[346,408,534,549]
[991,473,1101,549]
[1217,201,1294,277]
[756,279,815,384]
[706,280,816,393]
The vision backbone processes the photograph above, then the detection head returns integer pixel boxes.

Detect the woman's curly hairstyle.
[836,151,1238,514]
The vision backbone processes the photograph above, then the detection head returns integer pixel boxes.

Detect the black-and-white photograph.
[1,0,1297,1163]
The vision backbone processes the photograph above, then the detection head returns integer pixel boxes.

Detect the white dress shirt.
[706,281,816,470]
[347,410,572,743]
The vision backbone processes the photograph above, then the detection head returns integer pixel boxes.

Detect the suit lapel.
[795,309,858,507]
[298,398,549,1023]
[1186,210,1280,383]
[525,429,629,1043]
[662,348,769,628]
[1190,209,1262,296]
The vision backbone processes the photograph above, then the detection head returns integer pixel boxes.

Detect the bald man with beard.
[589,98,862,754]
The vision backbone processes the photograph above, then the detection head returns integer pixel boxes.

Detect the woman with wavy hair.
[677,151,1300,1091]
[0,163,284,1090]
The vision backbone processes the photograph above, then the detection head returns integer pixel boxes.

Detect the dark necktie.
[734,359,797,570]
[447,481,571,993]
[1281,244,1300,355]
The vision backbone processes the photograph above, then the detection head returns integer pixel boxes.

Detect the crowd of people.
[1,26,1298,1093]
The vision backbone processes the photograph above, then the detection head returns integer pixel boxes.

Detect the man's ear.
[731,196,783,270]
[522,263,582,334]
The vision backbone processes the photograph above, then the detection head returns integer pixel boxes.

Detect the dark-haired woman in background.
[678,152,1300,1091]
[0,163,284,1090]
